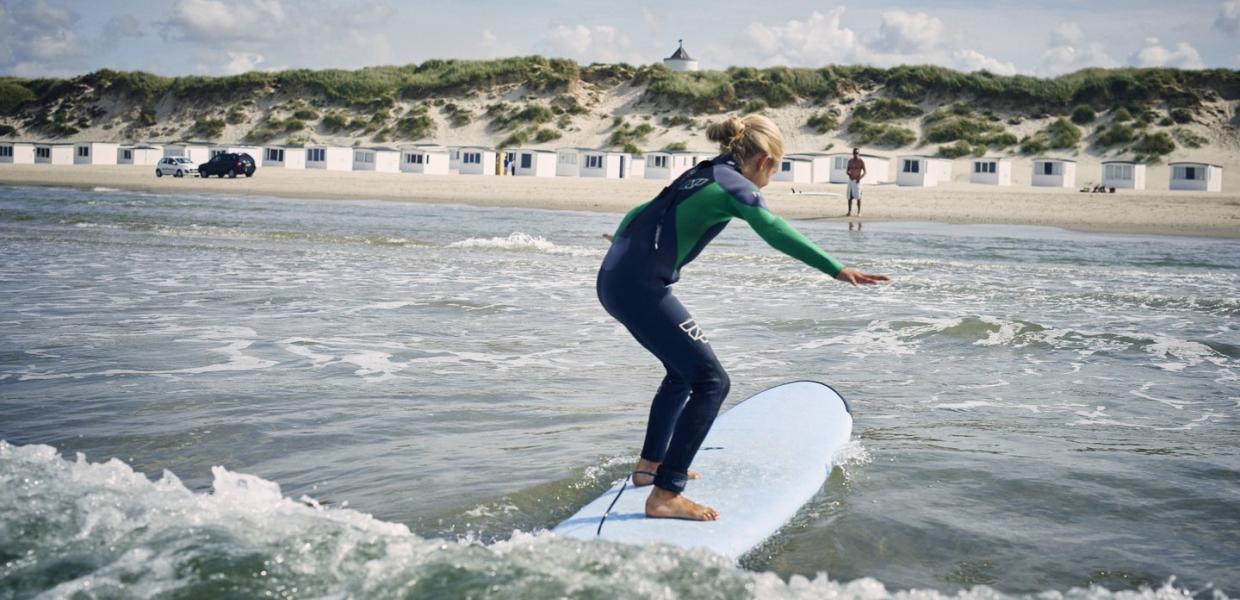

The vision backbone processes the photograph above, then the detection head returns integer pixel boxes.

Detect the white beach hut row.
[1,141,1225,191]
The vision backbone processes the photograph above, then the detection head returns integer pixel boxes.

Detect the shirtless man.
[846,148,866,217]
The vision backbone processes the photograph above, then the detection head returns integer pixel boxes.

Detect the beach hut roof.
[1101,160,1142,165]
[1031,157,1077,163]
[1168,161,1222,168]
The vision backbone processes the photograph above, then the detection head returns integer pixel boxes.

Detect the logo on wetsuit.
[680,178,709,191]
[679,318,708,343]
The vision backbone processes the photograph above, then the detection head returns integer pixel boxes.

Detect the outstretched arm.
[730,200,888,284]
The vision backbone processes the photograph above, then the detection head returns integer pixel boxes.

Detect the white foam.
[447,232,596,257]
[0,443,1227,600]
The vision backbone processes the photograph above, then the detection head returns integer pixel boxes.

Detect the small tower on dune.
[663,39,698,72]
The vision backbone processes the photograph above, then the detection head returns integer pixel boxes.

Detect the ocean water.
[0,185,1236,599]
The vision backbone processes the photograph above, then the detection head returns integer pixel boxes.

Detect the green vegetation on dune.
[806,110,839,133]
[0,80,37,115]
[852,97,922,121]
[0,59,1235,152]
[921,104,1015,148]
[607,120,655,153]
[847,118,917,148]
[1019,117,1082,154]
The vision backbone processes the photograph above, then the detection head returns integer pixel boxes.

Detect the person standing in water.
[846,147,866,217]
[597,115,888,521]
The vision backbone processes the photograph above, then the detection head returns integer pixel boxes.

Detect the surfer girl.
[597,114,887,520]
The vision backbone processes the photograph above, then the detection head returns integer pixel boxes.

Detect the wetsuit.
[597,154,845,493]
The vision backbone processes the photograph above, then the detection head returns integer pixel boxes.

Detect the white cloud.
[640,7,661,30]
[953,49,1016,75]
[341,4,395,28]
[1040,22,1118,74]
[223,51,264,74]
[18,0,75,30]
[733,9,864,67]
[1049,23,1084,47]
[1129,37,1205,69]
[541,24,637,63]
[0,0,88,74]
[160,0,286,44]
[875,11,944,54]
[103,15,143,39]
[1041,42,1117,74]
[1215,0,1240,35]
[153,0,405,73]
[729,9,1014,73]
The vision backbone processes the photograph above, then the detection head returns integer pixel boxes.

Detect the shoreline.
[2,164,1238,239]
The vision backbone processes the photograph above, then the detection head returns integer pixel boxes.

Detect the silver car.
[156,156,198,178]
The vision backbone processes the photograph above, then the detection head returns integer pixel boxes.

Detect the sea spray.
[0,442,1224,600]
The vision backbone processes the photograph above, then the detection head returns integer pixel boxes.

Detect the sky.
[1,0,1238,79]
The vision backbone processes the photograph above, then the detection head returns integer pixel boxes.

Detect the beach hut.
[1168,162,1223,192]
[1101,160,1145,190]
[266,146,307,169]
[1031,158,1076,188]
[34,144,74,165]
[783,152,832,183]
[305,145,352,171]
[643,151,705,180]
[118,145,163,166]
[828,153,894,184]
[556,147,583,177]
[969,157,1012,186]
[773,155,814,183]
[447,147,464,171]
[580,150,633,179]
[512,149,557,177]
[457,146,497,176]
[400,146,450,174]
[164,143,211,164]
[352,147,400,173]
[626,155,646,179]
[262,146,307,169]
[0,142,35,164]
[74,142,119,165]
[897,156,953,187]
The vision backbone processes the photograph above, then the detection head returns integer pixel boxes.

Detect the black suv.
[198,153,256,178]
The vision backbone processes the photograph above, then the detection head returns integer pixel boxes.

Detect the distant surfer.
[846,147,865,217]
[597,115,888,521]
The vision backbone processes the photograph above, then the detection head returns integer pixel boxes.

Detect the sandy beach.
[1,164,1238,238]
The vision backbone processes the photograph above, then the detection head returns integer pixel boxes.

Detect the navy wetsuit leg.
[599,280,730,494]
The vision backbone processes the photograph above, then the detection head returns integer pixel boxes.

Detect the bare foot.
[631,459,699,487]
[645,487,718,521]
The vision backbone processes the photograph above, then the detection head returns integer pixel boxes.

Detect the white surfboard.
[554,380,853,560]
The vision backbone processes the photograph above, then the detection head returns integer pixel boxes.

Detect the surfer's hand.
[602,233,614,243]
[835,267,888,286]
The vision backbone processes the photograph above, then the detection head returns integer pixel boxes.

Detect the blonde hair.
[705,114,785,164]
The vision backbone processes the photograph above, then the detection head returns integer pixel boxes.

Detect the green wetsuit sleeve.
[614,200,651,238]
[728,200,846,277]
